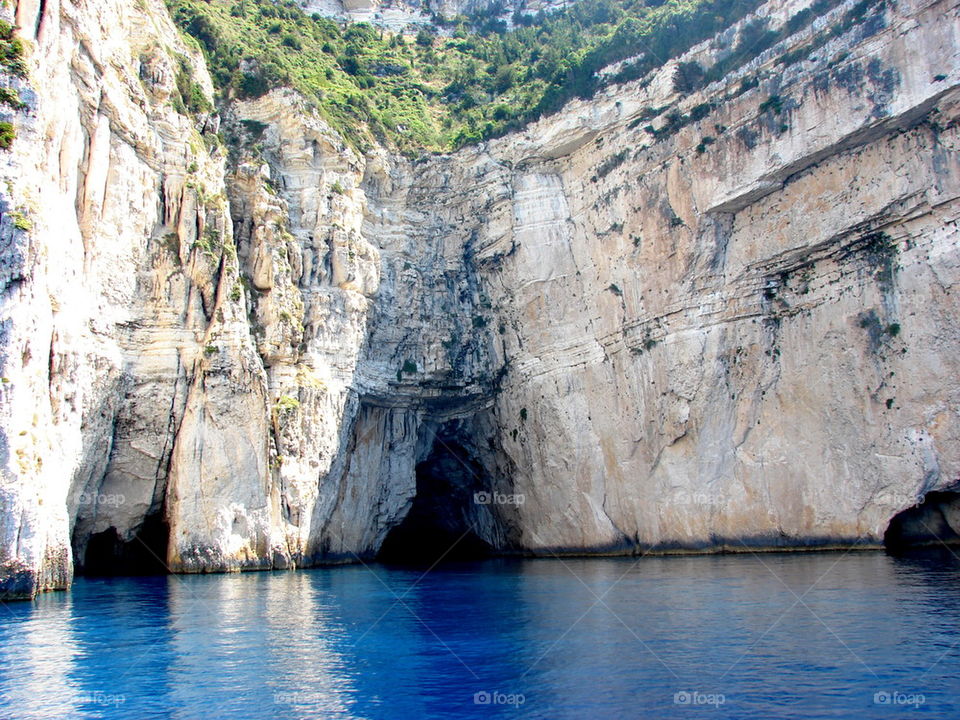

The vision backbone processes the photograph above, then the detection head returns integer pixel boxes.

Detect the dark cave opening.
[884,491,960,551]
[377,429,493,565]
[79,512,171,576]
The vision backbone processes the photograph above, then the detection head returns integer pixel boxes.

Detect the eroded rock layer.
[0,0,958,598]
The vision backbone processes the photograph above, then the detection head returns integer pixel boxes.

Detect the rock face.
[470,0,960,555]
[301,0,567,30]
[0,0,244,597]
[1,0,959,598]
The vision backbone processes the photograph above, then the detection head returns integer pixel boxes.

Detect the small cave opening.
[884,491,960,552]
[378,427,494,565]
[78,512,171,576]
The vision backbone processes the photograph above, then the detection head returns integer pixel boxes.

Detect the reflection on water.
[166,572,357,717]
[1,549,959,719]
[0,589,83,716]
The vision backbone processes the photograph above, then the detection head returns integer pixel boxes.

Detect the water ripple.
[1,550,959,718]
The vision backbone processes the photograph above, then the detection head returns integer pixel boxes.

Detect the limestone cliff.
[1,0,958,599]
[301,0,567,30]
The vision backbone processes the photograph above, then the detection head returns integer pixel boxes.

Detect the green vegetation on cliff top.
[165,0,831,151]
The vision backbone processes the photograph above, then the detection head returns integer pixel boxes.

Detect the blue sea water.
[1,549,959,719]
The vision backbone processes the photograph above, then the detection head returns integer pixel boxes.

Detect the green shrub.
[595,149,628,180]
[0,121,14,149]
[273,394,301,414]
[0,21,26,77]
[758,95,783,114]
[173,57,213,115]
[689,102,713,121]
[0,87,25,110]
[695,135,715,154]
[240,118,268,138]
[166,0,775,151]
[397,359,418,381]
[673,61,705,93]
[9,210,30,230]
[161,0,861,151]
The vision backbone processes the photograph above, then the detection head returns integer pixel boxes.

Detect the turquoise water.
[1,550,959,718]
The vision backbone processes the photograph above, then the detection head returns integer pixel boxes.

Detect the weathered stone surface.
[1,0,958,598]
[302,0,569,30]
[472,0,960,554]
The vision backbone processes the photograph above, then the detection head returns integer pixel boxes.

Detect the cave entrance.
[378,426,493,565]
[79,511,170,576]
[883,491,960,551]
